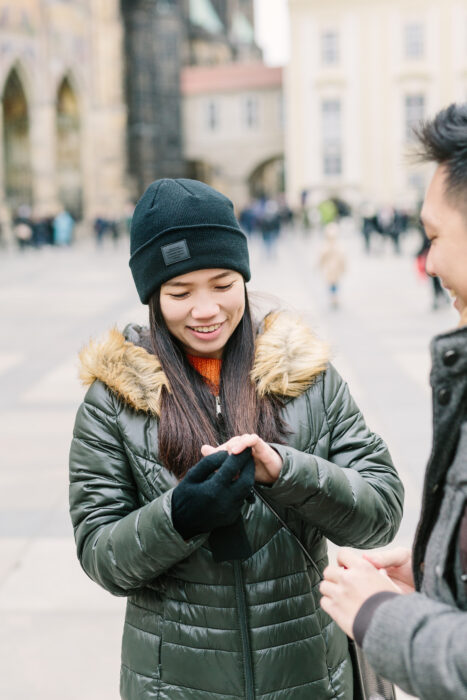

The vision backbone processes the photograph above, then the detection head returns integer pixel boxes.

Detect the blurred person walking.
[69,178,403,700]
[320,103,467,700]
[260,197,281,257]
[53,209,75,246]
[319,222,347,308]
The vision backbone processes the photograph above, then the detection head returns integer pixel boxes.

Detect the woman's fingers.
[202,434,260,457]
[201,444,217,456]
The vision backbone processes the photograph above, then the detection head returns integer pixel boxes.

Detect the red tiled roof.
[181,62,283,95]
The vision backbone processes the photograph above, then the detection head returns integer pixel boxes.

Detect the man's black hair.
[415,103,467,206]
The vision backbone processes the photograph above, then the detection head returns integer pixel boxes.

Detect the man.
[320,103,467,699]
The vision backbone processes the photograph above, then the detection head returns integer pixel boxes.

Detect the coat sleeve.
[263,364,404,547]
[69,381,207,596]
[362,592,467,698]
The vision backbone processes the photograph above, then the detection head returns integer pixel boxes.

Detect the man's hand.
[201,433,283,484]
[320,548,402,638]
[362,547,414,594]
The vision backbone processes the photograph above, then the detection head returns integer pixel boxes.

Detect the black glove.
[171,449,255,540]
[208,514,252,563]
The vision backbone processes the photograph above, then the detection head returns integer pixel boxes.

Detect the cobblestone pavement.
[0,225,457,699]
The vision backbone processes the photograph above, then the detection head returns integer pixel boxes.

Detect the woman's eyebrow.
[163,280,191,288]
[210,271,232,280]
[163,272,233,288]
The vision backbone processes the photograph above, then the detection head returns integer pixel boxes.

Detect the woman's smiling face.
[159,268,245,358]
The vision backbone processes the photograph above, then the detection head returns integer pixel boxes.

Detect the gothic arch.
[2,66,32,213]
[247,154,284,199]
[56,74,83,219]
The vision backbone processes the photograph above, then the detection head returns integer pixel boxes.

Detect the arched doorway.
[2,68,32,214]
[186,159,215,186]
[248,155,284,200]
[56,76,82,219]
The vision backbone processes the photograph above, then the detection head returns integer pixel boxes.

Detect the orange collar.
[186,354,222,395]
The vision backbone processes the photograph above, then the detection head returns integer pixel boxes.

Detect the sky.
[253,0,290,66]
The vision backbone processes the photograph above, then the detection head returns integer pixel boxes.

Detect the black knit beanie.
[129,178,251,304]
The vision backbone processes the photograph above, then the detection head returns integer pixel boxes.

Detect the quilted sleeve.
[262,364,404,547]
[69,380,206,596]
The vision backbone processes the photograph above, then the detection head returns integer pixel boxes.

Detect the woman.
[69,178,404,699]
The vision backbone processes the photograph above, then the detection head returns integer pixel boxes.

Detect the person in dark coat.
[320,103,467,700]
[69,178,404,700]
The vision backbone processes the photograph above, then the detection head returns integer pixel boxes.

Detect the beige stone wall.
[0,0,128,236]
[286,0,467,210]
[183,85,284,207]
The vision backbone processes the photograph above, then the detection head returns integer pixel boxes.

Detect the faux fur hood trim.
[78,312,329,415]
[79,328,170,415]
[252,312,329,398]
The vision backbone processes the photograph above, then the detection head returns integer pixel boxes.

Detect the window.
[404,22,424,59]
[321,30,339,66]
[243,96,258,128]
[322,98,342,176]
[405,94,425,141]
[206,100,219,131]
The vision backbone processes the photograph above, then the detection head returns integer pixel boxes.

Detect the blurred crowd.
[9,203,134,251]
[239,191,448,314]
[7,190,446,314]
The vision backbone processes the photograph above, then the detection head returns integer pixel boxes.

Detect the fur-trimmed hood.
[78,312,329,415]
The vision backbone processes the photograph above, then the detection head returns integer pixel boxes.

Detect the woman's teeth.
[191,324,221,333]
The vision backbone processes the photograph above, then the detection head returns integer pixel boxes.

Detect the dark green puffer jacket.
[69,312,404,700]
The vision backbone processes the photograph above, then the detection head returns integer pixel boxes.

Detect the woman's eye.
[216,283,233,291]
[170,292,189,299]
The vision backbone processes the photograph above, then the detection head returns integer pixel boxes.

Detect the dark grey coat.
[363,326,467,699]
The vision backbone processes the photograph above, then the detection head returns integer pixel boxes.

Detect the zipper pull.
[215,394,222,417]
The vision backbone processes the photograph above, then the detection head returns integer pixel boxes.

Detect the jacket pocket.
[121,604,164,682]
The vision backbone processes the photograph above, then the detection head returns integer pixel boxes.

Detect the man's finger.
[322,565,343,583]
[363,547,411,569]
[319,579,339,597]
[336,547,365,569]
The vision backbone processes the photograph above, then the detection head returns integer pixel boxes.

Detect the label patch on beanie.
[161,239,191,266]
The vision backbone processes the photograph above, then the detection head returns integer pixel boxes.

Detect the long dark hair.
[148,286,288,478]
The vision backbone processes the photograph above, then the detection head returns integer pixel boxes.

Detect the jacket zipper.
[215,397,255,698]
[234,560,255,699]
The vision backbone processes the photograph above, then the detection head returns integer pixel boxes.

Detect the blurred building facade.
[0,0,278,233]
[0,0,128,224]
[121,0,264,200]
[286,0,467,211]
[182,62,284,206]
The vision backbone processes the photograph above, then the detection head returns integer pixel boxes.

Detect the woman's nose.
[191,299,220,319]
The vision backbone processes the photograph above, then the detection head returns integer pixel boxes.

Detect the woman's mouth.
[187,322,224,339]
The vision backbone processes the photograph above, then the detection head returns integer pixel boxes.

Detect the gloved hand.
[171,449,255,540]
[208,514,252,563]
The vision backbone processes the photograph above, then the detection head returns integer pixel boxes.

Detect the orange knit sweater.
[187,354,222,395]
